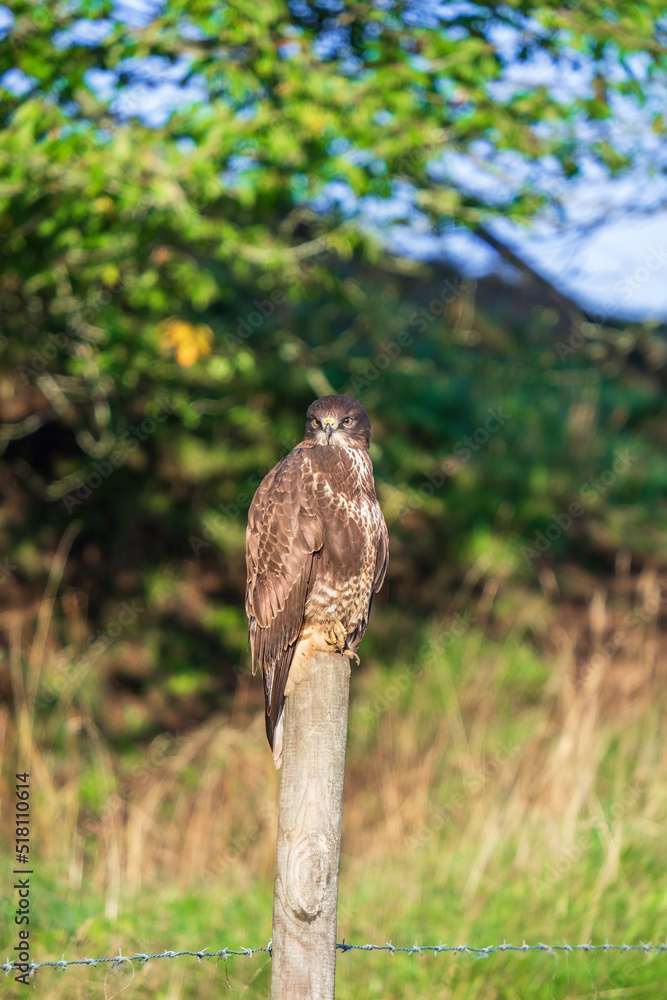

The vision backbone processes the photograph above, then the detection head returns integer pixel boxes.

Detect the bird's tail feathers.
[272,708,284,769]
[264,640,298,766]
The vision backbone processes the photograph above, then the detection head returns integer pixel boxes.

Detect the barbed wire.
[3,941,666,975]
[1,946,269,975]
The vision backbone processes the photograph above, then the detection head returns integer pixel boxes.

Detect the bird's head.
[304,395,371,449]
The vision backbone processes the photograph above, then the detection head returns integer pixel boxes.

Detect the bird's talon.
[343,649,360,664]
[325,621,348,651]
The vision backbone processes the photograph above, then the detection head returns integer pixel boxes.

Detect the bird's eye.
[312,418,320,428]
[342,416,353,426]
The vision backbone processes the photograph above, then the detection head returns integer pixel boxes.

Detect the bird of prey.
[245,394,389,767]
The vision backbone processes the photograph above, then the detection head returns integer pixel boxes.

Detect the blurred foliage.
[1,0,667,731]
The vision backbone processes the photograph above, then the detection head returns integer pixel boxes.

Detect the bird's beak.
[323,418,336,442]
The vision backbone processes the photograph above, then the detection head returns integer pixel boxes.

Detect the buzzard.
[245,394,389,767]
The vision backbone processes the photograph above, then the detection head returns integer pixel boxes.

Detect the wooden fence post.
[271,651,351,1000]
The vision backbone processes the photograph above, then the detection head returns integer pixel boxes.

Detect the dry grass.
[1,551,666,998]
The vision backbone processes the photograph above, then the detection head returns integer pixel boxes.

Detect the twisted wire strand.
[3,941,666,974]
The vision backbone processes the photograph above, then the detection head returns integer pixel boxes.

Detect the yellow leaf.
[94,196,114,213]
[157,317,213,368]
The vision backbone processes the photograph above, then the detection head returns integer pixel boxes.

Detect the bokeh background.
[1,2,667,997]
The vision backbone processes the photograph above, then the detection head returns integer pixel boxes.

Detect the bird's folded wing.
[245,449,323,733]
[374,515,389,592]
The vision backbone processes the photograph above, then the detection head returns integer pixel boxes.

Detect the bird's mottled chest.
[305,447,382,626]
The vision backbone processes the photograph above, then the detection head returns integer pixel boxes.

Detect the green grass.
[2,602,666,999]
[3,831,664,999]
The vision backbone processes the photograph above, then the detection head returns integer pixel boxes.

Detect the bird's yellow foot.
[326,620,348,652]
[343,648,360,665]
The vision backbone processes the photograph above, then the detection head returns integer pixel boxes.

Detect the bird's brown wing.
[373,513,389,593]
[245,447,323,748]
